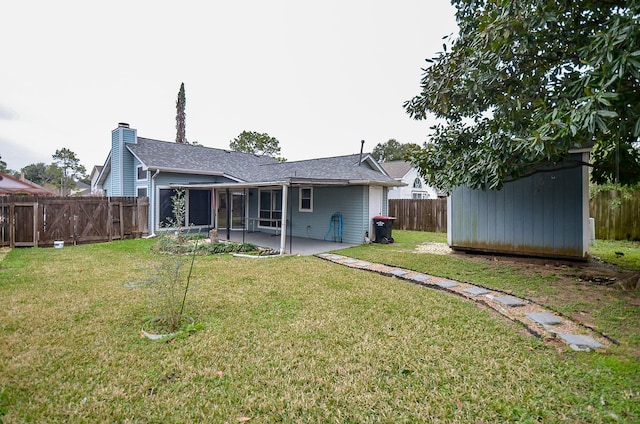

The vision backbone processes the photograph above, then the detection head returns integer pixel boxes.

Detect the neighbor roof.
[380,161,412,179]
[0,173,52,196]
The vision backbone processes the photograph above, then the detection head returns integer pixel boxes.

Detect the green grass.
[1,236,639,422]
[592,239,640,270]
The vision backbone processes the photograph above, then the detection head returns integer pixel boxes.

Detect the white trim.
[298,186,313,212]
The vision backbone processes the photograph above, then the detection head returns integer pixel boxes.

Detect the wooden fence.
[0,196,149,248]
[388,198,448,233]
[390,192,639,241]
[589,190,640,241]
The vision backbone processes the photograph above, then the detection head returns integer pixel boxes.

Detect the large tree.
[175,82,187,144]
[229,131,286,161]
[371,139,421,163]
[404,0,640,193]
[52,148,86,195]
[0,155,8,174]
[21,162,61,186]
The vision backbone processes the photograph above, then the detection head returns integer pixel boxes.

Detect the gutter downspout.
[147,169,160,237]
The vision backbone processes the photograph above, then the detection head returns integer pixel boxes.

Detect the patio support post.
[279,183,288,255]
[226,188,231,240]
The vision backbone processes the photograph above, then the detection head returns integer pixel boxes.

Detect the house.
[0,173,53,196]
[89,166,104,196]
[97,123,402,251]
[448,149,592,260]
[380,161,438,199]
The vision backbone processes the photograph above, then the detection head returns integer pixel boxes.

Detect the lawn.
[0,233,638,422]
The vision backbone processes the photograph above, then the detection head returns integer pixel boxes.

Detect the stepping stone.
[318,253,331,257]
[328,255,344,260]
[391,269,409,276]
[355,262,371,267]
[494,296,526,307]
[558,334,605,351]
[436,281,458,288]
[525,312,563,326]
[410,275,430,282]
[464,287,490,296]
[342,259,358,264]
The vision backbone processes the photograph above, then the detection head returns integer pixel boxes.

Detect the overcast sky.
[0,0,458,173]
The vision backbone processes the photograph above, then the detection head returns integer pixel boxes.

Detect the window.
[188,189,212,226]
[137,187,148,197]
[137,166,147,181]
[299,187,313,212]
[159,188,179,227]
[159,188,212,228]
[259,189,282,228]
[413,178,422,188]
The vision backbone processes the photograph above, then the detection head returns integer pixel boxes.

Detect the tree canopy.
[52,148,86,195]
[371,139,421,163]
[0,155,9,174]
[22,162,62,186]
[404,0,640,192]
[229,131,286,161]
[176,82,187,144]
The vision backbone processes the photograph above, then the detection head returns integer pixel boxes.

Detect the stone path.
[317,253,609,352]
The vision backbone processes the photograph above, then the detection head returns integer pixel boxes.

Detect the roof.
[380,161,412,179]
[0,173,53,196]
[127,137,280,179]
[121,137,400,187]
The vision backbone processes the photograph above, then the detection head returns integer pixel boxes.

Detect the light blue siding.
[110,130,121,196]
[242,185,370,244]
[284,186,368,244]
[450,160,587,259]
[109,126,137,196]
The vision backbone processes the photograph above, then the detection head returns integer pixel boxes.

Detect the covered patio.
[225,231,357,256]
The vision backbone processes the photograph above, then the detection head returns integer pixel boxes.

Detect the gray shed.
[448,149,591,260]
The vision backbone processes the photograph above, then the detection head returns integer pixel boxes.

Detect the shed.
[448,150,591,260]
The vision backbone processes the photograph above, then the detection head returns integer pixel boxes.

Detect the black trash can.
[373,216,395,244]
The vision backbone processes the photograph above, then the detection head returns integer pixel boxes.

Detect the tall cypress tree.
[175,82,186,144]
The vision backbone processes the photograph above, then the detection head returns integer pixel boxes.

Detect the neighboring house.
[97,123,402,249]
[89,166,104,196]
[448,149,592,260]
[72,181,91,196]
[0,173,53,196]
[380,161,438,199]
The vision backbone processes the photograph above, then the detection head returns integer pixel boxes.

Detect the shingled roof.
[126,138,399,186]
[127,138,279,180]
[379,161,412,179]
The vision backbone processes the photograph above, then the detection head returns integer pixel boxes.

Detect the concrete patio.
[223,230,357,256]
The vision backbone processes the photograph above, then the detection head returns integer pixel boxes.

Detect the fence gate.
[11,202,38,247]
[75,199,110,243]
[39,201,74,246]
